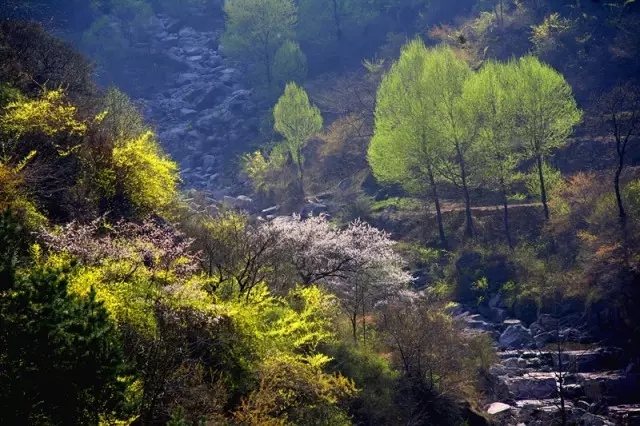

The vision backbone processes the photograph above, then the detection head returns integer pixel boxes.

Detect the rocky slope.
[133,7,259,197]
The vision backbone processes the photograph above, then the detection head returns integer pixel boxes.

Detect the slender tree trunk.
[298,161,305,200]
[428,165,447,248]
[362,302,366,346]
[332,0,342,41]
[537,155,550,220]
[614,151,626,222]
[456,145,474,238]
[351,311,358,345]
[502,183,513,249]
[295,146,305,201]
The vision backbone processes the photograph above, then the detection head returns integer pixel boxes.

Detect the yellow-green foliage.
[223,284,338,358]
[112,130,179,214]
[243,150,271,193]
[530,13,573,52]
[0,88,86,138]
[243,142,291,194]
[0,157,47,228]
[234,353,355,426]
[40,250,215,335]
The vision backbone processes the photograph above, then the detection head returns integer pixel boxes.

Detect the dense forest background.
[1,0,640,425]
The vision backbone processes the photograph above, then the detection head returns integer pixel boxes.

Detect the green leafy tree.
[221,0,297,92]
[422,45,476,238]
[463,60,520,248]
[298,0,377,44]
[514,55,582,220]
[273,40,308,91]
[368,39,448,246]
[273,83,323,198]
[0,265,129,425]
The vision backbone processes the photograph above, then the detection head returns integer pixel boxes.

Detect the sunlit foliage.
[112,131,180,215]
[273,83,323,197]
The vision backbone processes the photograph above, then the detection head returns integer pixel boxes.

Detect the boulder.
[222,195,254,210]
[261,206,279,215]
[196,84,231,110]
[502,373,557,399]
[499,324,534,350]
[487,402,513,415]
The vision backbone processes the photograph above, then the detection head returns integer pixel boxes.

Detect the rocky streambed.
[134,8,259,196]
[458,306,640,425]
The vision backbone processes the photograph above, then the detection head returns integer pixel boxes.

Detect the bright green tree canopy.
[273,82,323,165]
[368,39,451,194]
[462,60,520,186]
[513,55,582,156]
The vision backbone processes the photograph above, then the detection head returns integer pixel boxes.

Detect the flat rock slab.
[487,402,513,414]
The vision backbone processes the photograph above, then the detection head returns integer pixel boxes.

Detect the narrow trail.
[437,202,542,213]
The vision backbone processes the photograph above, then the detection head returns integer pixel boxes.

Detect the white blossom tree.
[267,215,412,342]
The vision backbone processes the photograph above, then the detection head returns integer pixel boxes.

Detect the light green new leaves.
[368,40,455,194]
[274,83,323,168]
[514,55,582,157]
[462,60,520,187]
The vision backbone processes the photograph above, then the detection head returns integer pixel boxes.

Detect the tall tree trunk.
[537,155,550,220]
[362,302,366,345]
[296,147,305,200]
[428,165,447,248]
[502,182,513,249]
[456,145,474,238]
[332,0,342,41]
[614,151,626,222]
[351,311,358,345]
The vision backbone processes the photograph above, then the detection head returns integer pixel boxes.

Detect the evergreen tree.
[0,265,129,425]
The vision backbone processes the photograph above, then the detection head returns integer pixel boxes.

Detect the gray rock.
[300,202,328,217]
[487,402,513,415]
[535,331,556,348]
[180,108,197,117]
[499,324,534,350]
[202,154,216,169]
[502,373,557,399]
[178,27,197,38]
[261,206,279,215]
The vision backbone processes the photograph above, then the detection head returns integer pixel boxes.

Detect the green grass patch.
[370,197,422,213]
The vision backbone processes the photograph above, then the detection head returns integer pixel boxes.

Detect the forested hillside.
[1,0,640,425]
